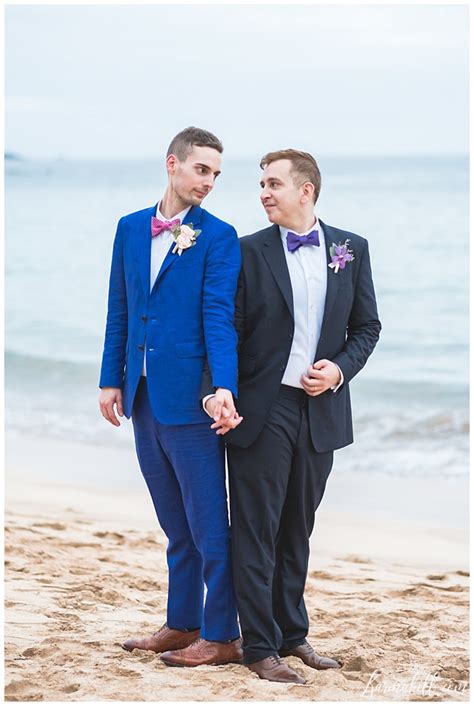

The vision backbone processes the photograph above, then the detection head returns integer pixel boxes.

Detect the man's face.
[168,145,222,206]
[260,159,306,227]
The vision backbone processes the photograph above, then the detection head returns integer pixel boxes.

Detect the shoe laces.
[152,623,168,637]
[269,655,283,666]
[188,637,205,651]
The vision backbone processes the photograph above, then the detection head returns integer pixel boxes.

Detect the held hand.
[301,359,341,397]
[211,410,243,435]
[99,387,124,426]
[209,388,236,423]
[205,392,243,435]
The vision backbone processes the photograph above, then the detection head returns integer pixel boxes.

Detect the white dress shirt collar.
[279,215,320,242]
[156,201,192,222]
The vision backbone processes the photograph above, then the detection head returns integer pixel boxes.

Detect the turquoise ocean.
[5,155,469,482]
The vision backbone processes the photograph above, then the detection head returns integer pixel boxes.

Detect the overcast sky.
[5,4,469,159]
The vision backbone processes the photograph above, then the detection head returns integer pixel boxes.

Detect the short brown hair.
[260,149,321,203]
[167,126,223,161]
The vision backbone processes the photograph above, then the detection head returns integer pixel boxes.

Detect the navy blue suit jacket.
[100,204,241,424]
[202,221,381,451]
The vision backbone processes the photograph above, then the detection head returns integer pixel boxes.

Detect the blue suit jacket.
[99,204,241,424]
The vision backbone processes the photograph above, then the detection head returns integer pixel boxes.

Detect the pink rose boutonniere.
[328,239,355,273]
[170,222,202,256]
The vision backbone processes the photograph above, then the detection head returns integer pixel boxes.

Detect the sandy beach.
[5,432,470,702]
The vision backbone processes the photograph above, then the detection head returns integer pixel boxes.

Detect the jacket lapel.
[151,205,203,293]
[136,205,157,300]
[314,220,341,358]
[261,225,294,319]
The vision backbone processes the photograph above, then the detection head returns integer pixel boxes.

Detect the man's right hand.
[99,387,123,427]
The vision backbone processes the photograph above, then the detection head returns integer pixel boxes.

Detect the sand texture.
[5,503,469,702]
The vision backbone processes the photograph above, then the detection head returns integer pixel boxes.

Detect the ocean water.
[5,155,469,480]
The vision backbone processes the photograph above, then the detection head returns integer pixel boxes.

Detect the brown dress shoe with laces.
[248,655,306,683]
[122,623,200,653]
[279,640,341,670]
[160,637,243,667]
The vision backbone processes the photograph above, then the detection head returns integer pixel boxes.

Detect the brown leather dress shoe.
[248,655,306,684]
[279,640,341,670]
[122,623,200,653]
[160,637,243,667]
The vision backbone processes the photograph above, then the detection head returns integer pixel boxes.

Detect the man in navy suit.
[204,149,381,683]
[99,127,242,667]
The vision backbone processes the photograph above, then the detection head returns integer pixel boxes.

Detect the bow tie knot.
[151,217,181,238]
[286,229,320,252]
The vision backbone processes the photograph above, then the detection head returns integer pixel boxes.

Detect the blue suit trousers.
[131,377,239,641]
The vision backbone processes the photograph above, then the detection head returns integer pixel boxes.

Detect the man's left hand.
[208,388,236,423]
[301,359,341,397]
[205,390,243,435]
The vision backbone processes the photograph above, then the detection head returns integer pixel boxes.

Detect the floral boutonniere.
[328,239,355,273]
[170,222,201,256]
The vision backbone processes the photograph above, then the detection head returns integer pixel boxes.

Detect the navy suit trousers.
[228,384,334,663]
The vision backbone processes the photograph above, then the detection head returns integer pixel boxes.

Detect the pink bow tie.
[151,217,180,238]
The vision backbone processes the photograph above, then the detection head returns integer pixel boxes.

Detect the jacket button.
[138,344,145,351]
[288,334,293,340]
[279,364,285,372]
[141,315,148,323]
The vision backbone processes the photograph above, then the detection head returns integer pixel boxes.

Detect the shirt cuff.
[202,394,215,417]
[331,364,344,393]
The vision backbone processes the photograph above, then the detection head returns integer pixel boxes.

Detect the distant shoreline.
[5,153,469,164]
[6,429,469,542]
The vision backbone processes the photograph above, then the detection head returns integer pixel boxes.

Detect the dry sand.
[4,434,470,702]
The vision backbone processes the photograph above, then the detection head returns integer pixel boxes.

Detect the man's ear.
[166,154,178,175]
[301,181,315,204]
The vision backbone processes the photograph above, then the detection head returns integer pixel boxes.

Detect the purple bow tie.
[151,217,180,238]
[286,229,320,252]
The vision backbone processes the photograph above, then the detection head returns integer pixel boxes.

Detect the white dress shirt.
[280,218,343,391]
[142,201,191,376]
[280,218,327,387]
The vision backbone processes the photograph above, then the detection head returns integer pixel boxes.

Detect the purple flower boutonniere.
[329,239,355,274]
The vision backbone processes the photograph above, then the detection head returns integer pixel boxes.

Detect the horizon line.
[5,151,470,162]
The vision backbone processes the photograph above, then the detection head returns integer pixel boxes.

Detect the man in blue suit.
[99,127,243,667]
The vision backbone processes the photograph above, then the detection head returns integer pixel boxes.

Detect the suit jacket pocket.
[175,340,206,358]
